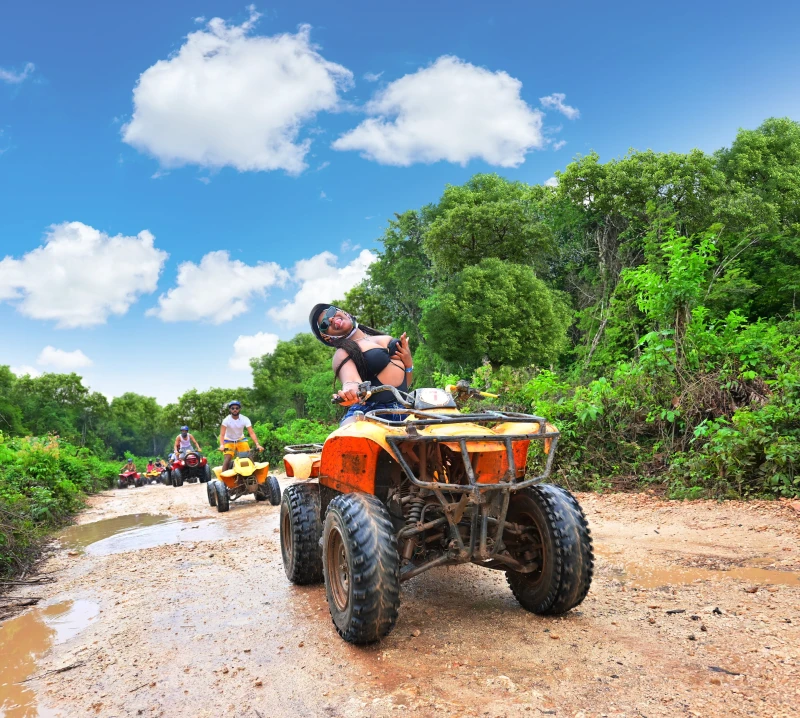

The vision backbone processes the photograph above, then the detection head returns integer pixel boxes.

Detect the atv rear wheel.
[505,484,593,615]
[206,480,217,507]
[213,480,229,513]
[201,464,211,483]
[118,479,125,490]
[280,483,323,585]
[172,468,184,487]
[322,493,400,644]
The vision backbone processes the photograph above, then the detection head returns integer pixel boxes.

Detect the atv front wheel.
[201,464,211,483]
[172,468,184,487]
[206,480,217,507]
[505,484,593,615]
[118,479,125,490]
[280,483,323,585]
[266,476,281,505]
[213,480,229,512]
[322,493,400,644]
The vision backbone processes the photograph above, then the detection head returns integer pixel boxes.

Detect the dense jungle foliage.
[1,117,798,575]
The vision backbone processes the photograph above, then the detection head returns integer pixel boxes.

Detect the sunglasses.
[317,306,341,334]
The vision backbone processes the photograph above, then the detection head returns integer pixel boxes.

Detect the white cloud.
[10,365,41,378]
[539,93,580,120]
[148,251,289,324]
[340,239,361,253]
[320,190,329,200]
[229,331,279,370]
[0,62,35,84]
[268,249,376,326]
[363,71,383,82]
[197,176,211,185]
[316,160,330,171]
[544,176,559,187]
[122,11,353,174]
[37,346,93,371]
[0,222,168,328]
[552,140,567,151]
[332,56,544,167]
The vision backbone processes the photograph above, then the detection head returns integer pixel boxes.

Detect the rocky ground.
[1,480,799,718]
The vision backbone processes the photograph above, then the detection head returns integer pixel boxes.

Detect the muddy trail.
[2,481,799,718]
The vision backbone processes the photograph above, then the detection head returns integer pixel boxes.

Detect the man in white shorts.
[219,400,263,471]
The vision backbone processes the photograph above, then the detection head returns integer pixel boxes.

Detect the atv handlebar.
[331,382,413,407]
[445,382,498,399]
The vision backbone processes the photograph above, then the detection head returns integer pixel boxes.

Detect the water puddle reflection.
[57,513,264,556]
[0,600,98,718]
[606,556,800,589]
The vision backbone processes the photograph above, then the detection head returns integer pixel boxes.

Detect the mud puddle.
[617,560,800,589]
[0,600,99,718]
[58,512,270,555]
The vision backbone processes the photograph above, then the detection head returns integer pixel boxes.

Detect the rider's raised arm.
[333,348,362,405]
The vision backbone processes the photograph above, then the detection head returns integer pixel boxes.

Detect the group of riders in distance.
[119,302,414,483]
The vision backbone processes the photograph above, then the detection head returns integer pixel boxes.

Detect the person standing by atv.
[174,426,202,458]
[219,400,263,471]
[309,303,413,425]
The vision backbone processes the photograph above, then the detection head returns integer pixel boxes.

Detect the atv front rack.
[372,409,560,494]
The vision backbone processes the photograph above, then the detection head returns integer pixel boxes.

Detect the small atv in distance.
[208,451,281,512]
[118,471,143,489]
[170,451,211,487]
[280,382,594,644]
[143,469,161,484]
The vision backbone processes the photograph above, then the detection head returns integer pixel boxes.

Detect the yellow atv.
[279,381,593,644]
[208,451,281,512]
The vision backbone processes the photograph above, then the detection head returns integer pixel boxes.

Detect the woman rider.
[309,304,413,424]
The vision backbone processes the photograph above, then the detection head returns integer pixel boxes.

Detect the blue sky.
[1,0,799,404]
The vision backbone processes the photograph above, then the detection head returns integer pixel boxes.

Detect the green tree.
[251,334,331,420]
[424,174,554,277]
[421,259,570,370]
[0,367,24,435]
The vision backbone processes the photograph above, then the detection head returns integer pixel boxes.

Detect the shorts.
[342,400,407,424]
[223,440,250,456]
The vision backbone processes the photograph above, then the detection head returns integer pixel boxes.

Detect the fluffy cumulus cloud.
[539,93,580,120]
[37,346,93,371]
[0,222,168,328]
[268,249,376,326]
[122,10,352,174]
[0,62,35,84]
[229,331,279,370]
[332,56,544,167]
[148,251,289,324]
[544,176,559,187]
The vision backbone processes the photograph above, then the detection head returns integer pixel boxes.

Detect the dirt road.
[2,480,799,717]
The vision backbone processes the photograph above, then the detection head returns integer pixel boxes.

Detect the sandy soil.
[2,480,799,718]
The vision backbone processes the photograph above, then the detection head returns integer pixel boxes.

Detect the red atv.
[118,471,143,489]
[168,451,211,487]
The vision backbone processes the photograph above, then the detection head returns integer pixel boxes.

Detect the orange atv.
[279,381,593,644]
[208,450,281,512]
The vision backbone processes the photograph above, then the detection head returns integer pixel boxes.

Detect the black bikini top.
[340,339,407,403]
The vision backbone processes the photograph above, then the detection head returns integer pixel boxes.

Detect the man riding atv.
[121,457,137,473]
[219,400,263,471]
[174,426,202,458]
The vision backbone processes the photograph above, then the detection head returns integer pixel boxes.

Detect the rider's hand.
[335,386,360,406]
[256,445,264,452]
[396,332,412,368]
[219,445,225,452]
